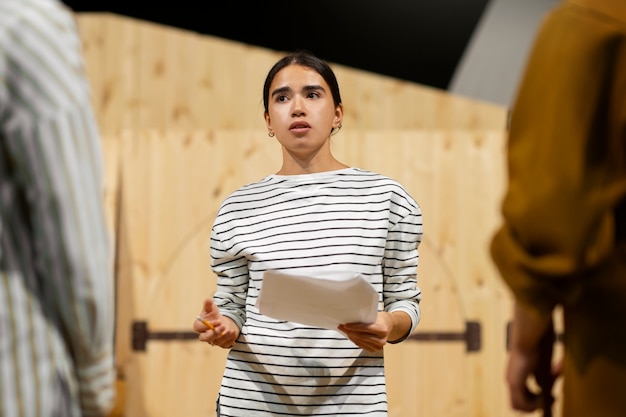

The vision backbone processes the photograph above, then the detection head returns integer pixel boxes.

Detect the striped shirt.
[0,1,116,416]
[211,167,423,417]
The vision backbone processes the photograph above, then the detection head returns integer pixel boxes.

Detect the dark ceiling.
[62,0,490,91]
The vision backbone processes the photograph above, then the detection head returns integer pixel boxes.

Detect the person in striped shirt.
[0,0,116,416]
[193,51,423,417]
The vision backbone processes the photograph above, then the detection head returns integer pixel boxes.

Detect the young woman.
[193,51,423,417]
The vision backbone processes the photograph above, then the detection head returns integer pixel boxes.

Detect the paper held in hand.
[256,270,379,330]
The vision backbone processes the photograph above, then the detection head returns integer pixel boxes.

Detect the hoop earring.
[268,131,275,137]
[331,123,343,136]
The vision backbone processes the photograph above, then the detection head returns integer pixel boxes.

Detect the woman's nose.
[291,96,305,116]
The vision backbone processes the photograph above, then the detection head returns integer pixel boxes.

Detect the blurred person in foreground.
[491,0,626,416]
[0,0,116,416]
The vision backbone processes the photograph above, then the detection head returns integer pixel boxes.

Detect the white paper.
[256,270,379,330]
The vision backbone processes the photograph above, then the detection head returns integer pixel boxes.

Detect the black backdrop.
[62,0,490,91]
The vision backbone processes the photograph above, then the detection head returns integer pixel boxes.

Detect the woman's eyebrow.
[271,86,292,98]
[271,85,326,98]
[303,85,325,93]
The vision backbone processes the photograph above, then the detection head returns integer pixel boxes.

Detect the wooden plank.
[76,13,508,133]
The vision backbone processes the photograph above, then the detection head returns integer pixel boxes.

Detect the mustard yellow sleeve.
[491,2,626,312]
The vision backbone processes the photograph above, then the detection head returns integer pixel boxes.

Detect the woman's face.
[264,64,343,161]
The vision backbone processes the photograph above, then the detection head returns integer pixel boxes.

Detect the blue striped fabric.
[211,167,423,416]
[0,1,116,416]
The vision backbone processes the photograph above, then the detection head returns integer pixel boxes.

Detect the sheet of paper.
[256,270,379,330]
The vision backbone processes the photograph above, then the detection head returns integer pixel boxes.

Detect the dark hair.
[262,51,342,113]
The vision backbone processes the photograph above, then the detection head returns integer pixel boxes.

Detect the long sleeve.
[382,202,422,339]
[490,0,626,312]
[0,1,115,416]
[210,226,249,329]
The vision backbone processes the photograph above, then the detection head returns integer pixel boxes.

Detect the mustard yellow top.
[491,0,626,312]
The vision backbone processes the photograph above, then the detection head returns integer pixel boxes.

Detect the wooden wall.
[76,12,560,417]
[77,13,507,134]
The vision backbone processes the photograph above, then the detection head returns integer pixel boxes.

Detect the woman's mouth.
[289,122,311,133]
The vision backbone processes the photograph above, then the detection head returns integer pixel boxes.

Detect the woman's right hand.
[193,298,240,349]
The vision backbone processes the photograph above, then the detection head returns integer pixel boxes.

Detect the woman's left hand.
[338,312,395,352]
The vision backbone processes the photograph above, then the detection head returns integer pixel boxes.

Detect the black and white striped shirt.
[211,167,422,416]
[0,1,116,416]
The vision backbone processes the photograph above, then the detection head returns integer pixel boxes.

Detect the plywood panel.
[77,13,140,135]
[110,130,280,416]
[76,13,508,133]
[106,129,557,417]
[333,131,489,417]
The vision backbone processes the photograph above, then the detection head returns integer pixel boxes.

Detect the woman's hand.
[338,311,410,352]
[193,298,240,349]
